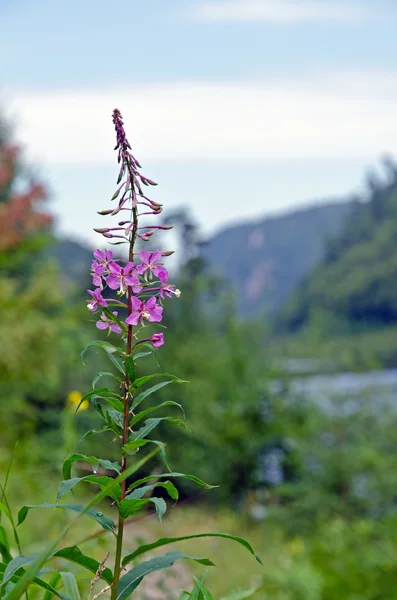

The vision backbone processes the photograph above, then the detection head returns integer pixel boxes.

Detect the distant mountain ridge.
[201,199,354,316]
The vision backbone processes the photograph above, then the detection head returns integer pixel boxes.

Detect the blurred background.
[2,1,397,598]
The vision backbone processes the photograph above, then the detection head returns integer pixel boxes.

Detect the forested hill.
[201,200,353,316]
[278,163,397,335]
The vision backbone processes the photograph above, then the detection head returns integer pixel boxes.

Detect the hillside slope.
[278,176,397,335]
[201,200,353,316]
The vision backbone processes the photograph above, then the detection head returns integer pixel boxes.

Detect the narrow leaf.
[60,572,80,600]
[92,372,122,388]
[127,417,188,444]
[128,472,215,491]
[0,526,12,563]
[54,546,113,585]
[127,481,178,502]
[57,476,121,502]
[122,533,263,566]
[131,373,185,389]
[62,454,120,480]
[131,380,186,411]
[80,341,120,364]
[129,401,184,427]
[116,552,214,600]
[17,504,116,534]
[118,497,167,523]
[124,354,136,384]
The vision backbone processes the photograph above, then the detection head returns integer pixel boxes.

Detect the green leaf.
[17,504,116,534]
[123,439,171,471]
[127,481,178,502]
[54,546,113,585]
[131,372,183,389]
[0,502,12,526]
[116,552,214,600]
[71,427,110,454]
[92,372,122,388]
[190,575,215,600]
[129,401,184,427]
[124,354,136,384]
[133,351,152,360]
[128,472,215,491]
[122,533,263,566]
[80,341,120,364]
[3,555,38,587]
[118,497,167,523]
[102,307,126,334]
[105,410,124,433]
[60,572,80,600]
[73,388,122,413]
[131,378,187,411]
[100,396,124,413]
[0,561,69,600]
[57,476,121,502]
[42,572,62,600]
[107,352,126,375]
[62,454,120,480]
[3,448,161,600]
[0,526,12,563]
[127,417,188,444]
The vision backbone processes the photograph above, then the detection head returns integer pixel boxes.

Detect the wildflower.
[125,296,163,326]
[135,250,164,279]
[67,390,88,411]
[106,261,141,295]
[96,312,122,335]
[87,288,108,312]
[150,332,165,349]
[91,261,107,288]
[93,249,113,267]
[158,270,181,299]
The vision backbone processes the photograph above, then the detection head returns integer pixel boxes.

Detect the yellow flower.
[67,390,88,411]
[286,538,305,556]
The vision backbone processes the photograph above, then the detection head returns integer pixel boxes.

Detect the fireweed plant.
[0,110,261,600]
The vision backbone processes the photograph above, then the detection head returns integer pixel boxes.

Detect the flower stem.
[111,177,138,600]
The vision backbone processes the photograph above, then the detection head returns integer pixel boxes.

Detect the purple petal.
[148,305,163,323]
[135,264,146,275]
[124,275,140,287]
[106,275,120,290]
[156,267,168,282]
[96,321,108,330]
[145,296,157,310]
[130,296,142,311]
[108,261,121,275]
[99,297,108,307]
[139,250,151,264]
[125,312,140,326]
[110,323,122,334]
[93,249,105,260]
[150,250,162,264]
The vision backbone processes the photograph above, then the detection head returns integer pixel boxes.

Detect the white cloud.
[5,70,397,167]
[190,0,372,23]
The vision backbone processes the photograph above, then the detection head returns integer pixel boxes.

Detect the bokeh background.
[2,1,397,598]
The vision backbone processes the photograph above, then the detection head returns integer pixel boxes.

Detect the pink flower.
[150,332,164,349]
[125,296,163,327]
[91,260,107,288]
[96,311,122,334]
[93,249,113,266]
[135,250,164,279]
[106,261,141,295]
[158,270,181,299]
[87,288,108,312]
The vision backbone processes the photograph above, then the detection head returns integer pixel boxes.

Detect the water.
[288,368,397,413]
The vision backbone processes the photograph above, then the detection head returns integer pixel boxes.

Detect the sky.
[2,0,397,246]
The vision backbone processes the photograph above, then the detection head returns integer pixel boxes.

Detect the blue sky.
[2,0,397,246]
